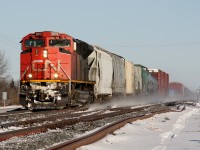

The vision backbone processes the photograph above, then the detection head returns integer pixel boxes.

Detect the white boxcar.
[134,65,142,94]
[88,46,113,97]
[125,60,135,94]
[110,53,125,95]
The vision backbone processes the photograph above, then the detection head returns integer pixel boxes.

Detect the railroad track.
[0,104,151,129]
[0,105,140,129]
[47,110,168,150]
[0,106,88,125]
[0,109,31,117]
[47,101,191,150]
[48,106,191,149]
[0,104,158,141]
[0,100,195,150]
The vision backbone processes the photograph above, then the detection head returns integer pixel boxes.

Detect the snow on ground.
[0,105,22,113]
[78,104,200,150]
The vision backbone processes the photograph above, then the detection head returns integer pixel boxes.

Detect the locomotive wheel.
[53,99,57,108]
[26,100,36,111]
[65,95,72,108]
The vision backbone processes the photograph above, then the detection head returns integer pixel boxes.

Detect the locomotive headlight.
[28,73,32,78]
[54,73,58,78]
[43,50,48,58]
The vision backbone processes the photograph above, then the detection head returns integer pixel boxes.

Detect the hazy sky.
[0,0,200,91]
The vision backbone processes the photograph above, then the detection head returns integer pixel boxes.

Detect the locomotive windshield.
[49,39,70,47]
[25,39,45,47]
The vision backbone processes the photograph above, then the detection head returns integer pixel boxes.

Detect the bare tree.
[0,51,16,106]
[0,50,9,79]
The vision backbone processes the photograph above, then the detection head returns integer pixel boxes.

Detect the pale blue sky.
[0,0,200,91]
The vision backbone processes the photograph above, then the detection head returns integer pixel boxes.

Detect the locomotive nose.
[30,48,59,80]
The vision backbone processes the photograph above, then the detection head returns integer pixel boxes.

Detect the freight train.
[19,31,169,110]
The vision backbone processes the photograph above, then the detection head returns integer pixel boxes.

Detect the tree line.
[0,50,19,106]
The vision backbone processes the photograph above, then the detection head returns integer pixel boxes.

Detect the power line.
[102,42,200,48]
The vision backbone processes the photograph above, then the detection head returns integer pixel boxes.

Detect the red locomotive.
[20,31,95,109]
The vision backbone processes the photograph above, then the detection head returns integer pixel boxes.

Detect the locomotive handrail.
[60,66,70,80]
[20,65,29,80]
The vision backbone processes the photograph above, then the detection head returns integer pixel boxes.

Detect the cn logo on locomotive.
[32,60,60,72]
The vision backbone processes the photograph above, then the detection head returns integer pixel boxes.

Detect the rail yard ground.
[0,99,199,150]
